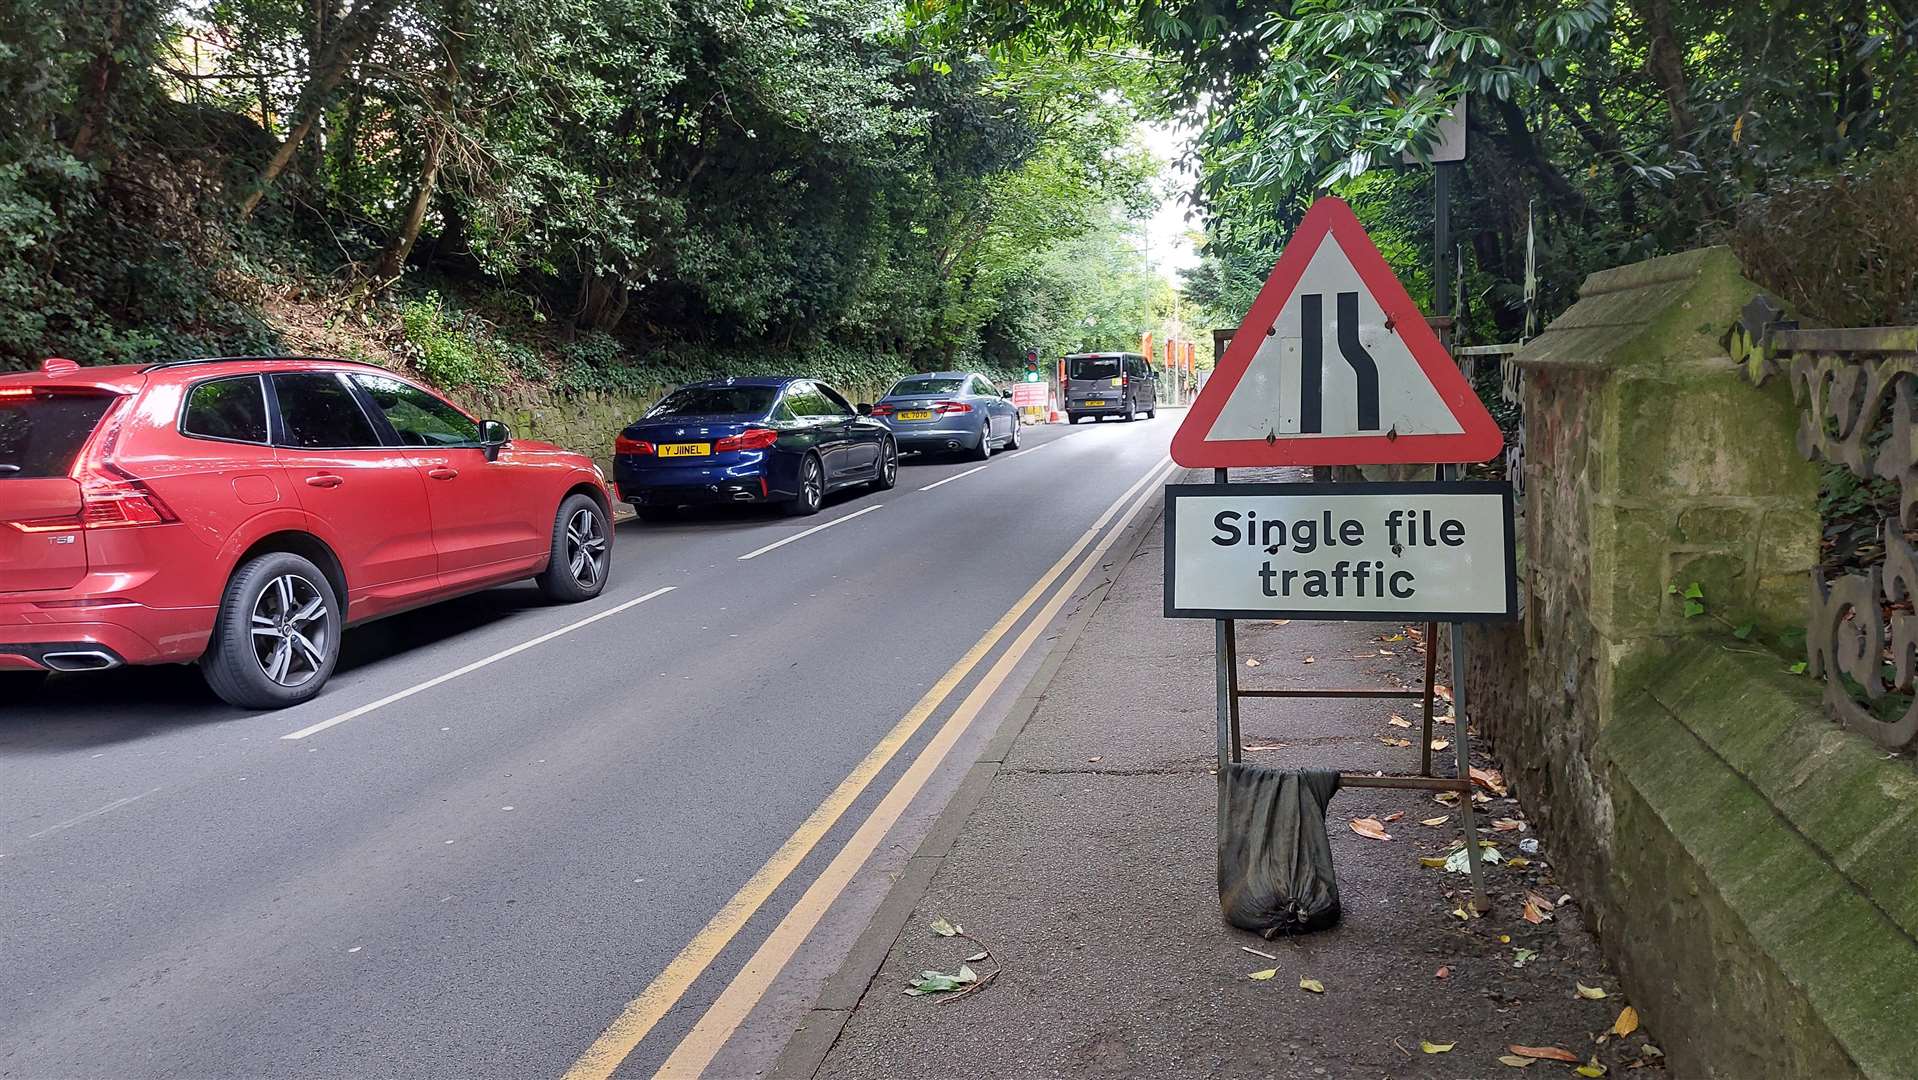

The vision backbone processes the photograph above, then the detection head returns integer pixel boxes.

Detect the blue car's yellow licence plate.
[658,443,710,457]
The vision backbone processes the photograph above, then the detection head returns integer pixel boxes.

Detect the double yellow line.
[565,456,1177,1080]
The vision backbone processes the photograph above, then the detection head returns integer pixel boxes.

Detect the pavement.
[1,416,1179,1079]
[778,467,1668,1080]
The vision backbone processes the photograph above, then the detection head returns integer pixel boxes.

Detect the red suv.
[0,357,613,708]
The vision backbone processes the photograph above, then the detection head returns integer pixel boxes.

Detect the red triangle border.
[1169,197,1503,468]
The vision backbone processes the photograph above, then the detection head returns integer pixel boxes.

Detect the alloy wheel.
[803,457,823,509]
[880,442,897,486]
[249,573,330,688]
[565,507,608,588]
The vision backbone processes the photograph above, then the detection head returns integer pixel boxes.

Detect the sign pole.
[1213,467,1234,848]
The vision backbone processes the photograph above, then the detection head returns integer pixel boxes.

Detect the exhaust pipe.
[40,650,120,672]
[731,491,754,501]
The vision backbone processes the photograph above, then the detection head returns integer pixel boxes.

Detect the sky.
[1137,120,1202,287]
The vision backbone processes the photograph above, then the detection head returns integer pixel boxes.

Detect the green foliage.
[1667,582,1706,619]
[0,0,1169,382]
[398,293,504,389]
[920,0,1918,345]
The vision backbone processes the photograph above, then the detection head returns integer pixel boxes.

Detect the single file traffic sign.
[1170,197,1502,468]
[1162,481,1517,621]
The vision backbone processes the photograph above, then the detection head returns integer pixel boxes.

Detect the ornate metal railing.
[1730,296,1918,749]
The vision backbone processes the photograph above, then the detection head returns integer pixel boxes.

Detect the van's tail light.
[614,435,655,455]
[715,427,779,452]
[934,401,973,414]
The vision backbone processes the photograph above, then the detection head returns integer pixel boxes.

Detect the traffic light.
[1024,348,1040,382]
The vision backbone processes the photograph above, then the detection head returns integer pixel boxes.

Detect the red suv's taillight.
[10,415,177,532]
[615,435,655,455]
[714,427,779,452]
[76,466,177,529]
[933,401,973,414]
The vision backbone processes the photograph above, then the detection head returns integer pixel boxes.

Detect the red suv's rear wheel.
[203,551,341,709]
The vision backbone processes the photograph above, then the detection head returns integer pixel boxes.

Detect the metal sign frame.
[1202,465,1499,912]
[1163,480,1518,622]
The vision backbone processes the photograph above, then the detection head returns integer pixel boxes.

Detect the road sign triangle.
[1171,197,1503,469]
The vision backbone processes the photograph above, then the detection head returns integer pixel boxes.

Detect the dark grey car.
[1064,352,1157,423]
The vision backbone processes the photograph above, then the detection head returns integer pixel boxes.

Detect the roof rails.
[138,355,387,373]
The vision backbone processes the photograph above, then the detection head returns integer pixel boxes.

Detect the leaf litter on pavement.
[1348,817,1392,841]
[1297,976,1324,993]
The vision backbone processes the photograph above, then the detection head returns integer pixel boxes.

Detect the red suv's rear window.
[0,390,116,479]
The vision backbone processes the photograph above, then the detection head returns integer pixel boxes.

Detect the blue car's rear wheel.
[786,453,824,516]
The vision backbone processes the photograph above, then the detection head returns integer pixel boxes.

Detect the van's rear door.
[0,388,117,593]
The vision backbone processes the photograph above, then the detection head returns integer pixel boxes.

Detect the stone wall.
[1464,247,1918,1077]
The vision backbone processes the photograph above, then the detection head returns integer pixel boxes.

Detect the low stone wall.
[1463,247,1917,1077]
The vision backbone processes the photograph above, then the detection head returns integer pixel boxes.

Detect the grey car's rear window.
[1069,357,1122,380]
[888,377,965,397]
[648,386,778,417]
[0,392,116,478]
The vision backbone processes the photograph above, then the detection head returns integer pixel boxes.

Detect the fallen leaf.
[1470,766,1509,796]
[1449,906,1471,921]
[1525,890,1557,911]
[1435,791,1461,805]
[1419,856,1450,869]
[1245,658,1261,668]
[904,965,980,996]
[1087,756,1102,762]
[1498,1055,1537,1068]
[1379,649,1396,656]
[966,951,989,962]
[1492,817,1526,832]
[928,918,961,937]
[1512,947,1537,968]
[1303,656,1316,664]
[1298,977,1324,993]
[1434,685,1453,702]
[1509,1045,1580,1063]
[1577,983,1610,1000]
[1270,619,1290,626]
[1420,816,1450,826]
[1613,1005,1640,1037]
[1435,965,1450,979]
[1349,817,1393,841]
[1382,810,1405,822]
[1389,715,1413,728]
[1522,896,1554,924]
[1420,1041,1455,1055]
[1378,736,1413,747]
[1247,968,1278,981]
[1641,1045,1663,1059]
[1507,856,1533,868]
[1575,1058,1608,1077]
[1430,739,1451,751]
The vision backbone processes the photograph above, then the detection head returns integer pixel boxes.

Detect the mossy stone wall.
[1465,248,1915,1077]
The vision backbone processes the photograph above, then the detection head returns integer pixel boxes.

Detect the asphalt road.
[1,414,1177,1080]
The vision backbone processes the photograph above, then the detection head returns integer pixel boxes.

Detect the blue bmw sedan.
[614,378,897,520]
[871,371,1020,459]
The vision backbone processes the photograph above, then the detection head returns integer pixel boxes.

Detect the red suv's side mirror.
[479,419,510,461]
